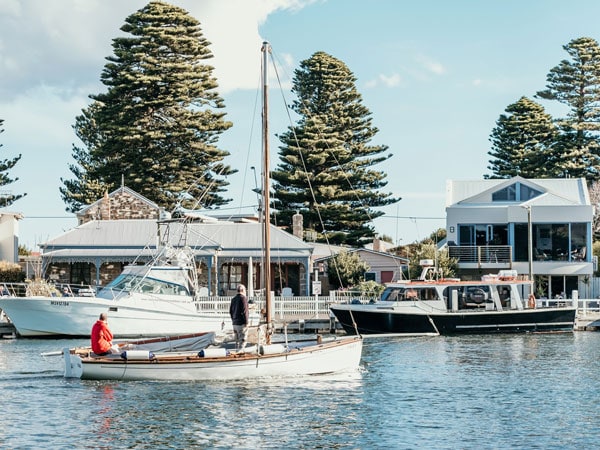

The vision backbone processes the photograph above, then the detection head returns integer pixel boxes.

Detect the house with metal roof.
[445,176,593,299]
[40,218,314,296]
[39,186,313,296]
[312,245,408,294]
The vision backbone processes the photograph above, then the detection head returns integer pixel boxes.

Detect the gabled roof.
[76,186,160,216]
[313,247,408,264]
[446,176,590,207]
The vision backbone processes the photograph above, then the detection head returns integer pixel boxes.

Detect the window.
[364,272,376,282]
[516,222,589,262]
[459,224,508,245]
[219,264,244,293]
[71,262,92,285]
[492,182,542,202]
[492,184,516,201]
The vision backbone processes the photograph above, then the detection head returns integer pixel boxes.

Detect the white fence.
[196,292,600,322]
[196,291,378,321]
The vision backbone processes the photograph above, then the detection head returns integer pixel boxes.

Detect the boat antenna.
[262,41,273,344]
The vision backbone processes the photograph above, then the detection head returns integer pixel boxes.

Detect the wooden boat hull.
[330,305,576,335]
[64,336,363,381]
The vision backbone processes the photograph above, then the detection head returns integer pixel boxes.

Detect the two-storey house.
[445,176,593,299]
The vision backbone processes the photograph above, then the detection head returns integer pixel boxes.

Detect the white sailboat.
[63,42,363,381]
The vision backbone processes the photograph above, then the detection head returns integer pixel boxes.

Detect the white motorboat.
[0,246,249,338]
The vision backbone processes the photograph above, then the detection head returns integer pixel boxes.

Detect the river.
[1,332,599,449]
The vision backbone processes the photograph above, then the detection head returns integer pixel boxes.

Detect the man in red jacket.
[91,312,115,355]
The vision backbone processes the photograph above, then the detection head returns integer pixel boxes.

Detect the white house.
[0,211,23,263]
[445,176,593,299]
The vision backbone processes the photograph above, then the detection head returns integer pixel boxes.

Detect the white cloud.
[0,0,21,16]
[365,73,402,88]
[416,54,446,75]
[0,0,317,248]
[0,0,315,99]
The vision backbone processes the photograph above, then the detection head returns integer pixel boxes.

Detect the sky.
[1,0,599,250]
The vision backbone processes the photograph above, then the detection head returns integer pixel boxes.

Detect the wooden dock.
[575,312,600,331]
[0,320,15,337]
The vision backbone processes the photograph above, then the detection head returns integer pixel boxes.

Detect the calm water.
[1,333,600,449]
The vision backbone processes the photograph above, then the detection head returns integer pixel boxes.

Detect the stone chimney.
[292,211,303,239]
[373,236,381,252]
[100,190,110,220]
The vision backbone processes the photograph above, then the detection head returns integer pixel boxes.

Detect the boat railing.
[0,281,97,298]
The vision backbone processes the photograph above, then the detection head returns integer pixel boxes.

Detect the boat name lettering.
[50,300,70,306]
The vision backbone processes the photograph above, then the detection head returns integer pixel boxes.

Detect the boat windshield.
[381,286,439,301]
[100,273,190,296]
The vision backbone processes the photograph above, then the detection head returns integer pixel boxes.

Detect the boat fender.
[198,348,229,358]
[259,344,287,355]
[121,350,155,360]
[528,294,536,309]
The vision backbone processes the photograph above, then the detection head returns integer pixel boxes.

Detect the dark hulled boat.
[330,270,576,336]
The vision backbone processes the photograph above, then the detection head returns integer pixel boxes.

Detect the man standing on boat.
[229,285,249,351]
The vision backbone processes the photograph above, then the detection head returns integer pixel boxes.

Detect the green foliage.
[0,119,26,206]
[355,280,385,296]
[326,249,369,289]
[407,242,458,280]
[488,37,600,181]
[535,37,600,181]
[486,97,560,179]
[18,245,31,256]
[60,1,234,212]
[272,51,400,246]
[426,228,446,244]
[0,261,25,282]
[593,241,600,276]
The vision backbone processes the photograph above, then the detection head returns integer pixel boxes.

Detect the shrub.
[0,261,25,282]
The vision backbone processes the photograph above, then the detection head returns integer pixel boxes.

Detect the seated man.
[91,313,118,356]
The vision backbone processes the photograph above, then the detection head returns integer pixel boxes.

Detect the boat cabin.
[380,279,531,312]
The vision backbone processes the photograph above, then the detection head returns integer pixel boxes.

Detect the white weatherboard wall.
[0,213,20,263]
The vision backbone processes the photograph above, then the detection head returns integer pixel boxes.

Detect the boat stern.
[63,348,83,378]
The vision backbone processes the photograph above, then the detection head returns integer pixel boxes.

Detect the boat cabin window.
[101,273,189,296]
[381,287,439,301]
[496,285,511,306]
[443,285,493,308]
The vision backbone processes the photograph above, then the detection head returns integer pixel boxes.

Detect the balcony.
[448,245,513,268]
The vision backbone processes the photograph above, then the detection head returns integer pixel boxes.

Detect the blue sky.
[0,0,597,250]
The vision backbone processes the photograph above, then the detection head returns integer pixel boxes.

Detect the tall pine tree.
[271,51,399,246]
[60,1,234,212]
[486,97,560,178]
[0,119,25,206]
[536,36,600,180]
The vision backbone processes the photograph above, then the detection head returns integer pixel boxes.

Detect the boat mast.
[261,41,272,342]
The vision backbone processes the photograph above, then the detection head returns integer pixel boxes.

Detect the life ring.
[528,294,536,309]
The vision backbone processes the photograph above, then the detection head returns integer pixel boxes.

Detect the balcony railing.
[448,245,513,264]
